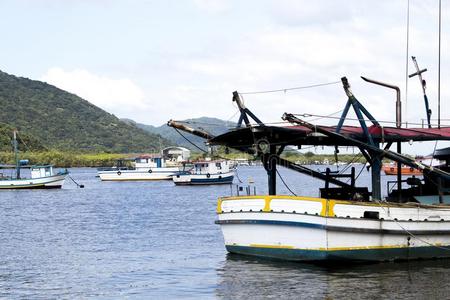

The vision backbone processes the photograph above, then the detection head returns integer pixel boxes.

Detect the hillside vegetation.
[0,70,170,153]
[123,117,236,150]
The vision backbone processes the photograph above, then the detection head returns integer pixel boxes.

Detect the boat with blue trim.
[97,154,180,181]
[0,131,68,189]
[173,160,235,185]
[168,76,450,262]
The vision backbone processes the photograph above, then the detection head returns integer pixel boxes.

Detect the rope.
[67,174,84,188]
[174,127,208,153]
[238,81,340,95]
[173,127,245,184]
[293,113,450,127]
[276,169,297,196]
[374,200,450,251]
[234,168,244,184]
[171,117,450,129]
[353,163,365,181]
[16,132,32,152]
[405,0,410,127]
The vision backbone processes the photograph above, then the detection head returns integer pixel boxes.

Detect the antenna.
[409,56,432,128]
[405,0,410,127]
[438,0,441,128]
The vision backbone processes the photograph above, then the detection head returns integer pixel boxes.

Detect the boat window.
[216,163,222,169]
[45,167,51,176]
[363,211,379,219]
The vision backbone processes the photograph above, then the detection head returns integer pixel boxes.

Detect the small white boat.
[0,165,68,189]
[0,131,68,189]
[98,155,180,181]
[173,160,235,185]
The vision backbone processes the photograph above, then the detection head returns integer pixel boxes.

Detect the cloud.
[40,67,147,117]
[32,1,449,156]
[192,0,230,14]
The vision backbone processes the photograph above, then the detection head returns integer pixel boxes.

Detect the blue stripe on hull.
[216,219,450,235]
[225,245,450,262]
[175,175,234,185]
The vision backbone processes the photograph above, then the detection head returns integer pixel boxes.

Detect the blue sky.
[0,0,449,154]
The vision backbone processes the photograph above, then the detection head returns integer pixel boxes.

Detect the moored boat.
[169,77,450,263]
[0,131,68,189]
[382,162,423,175]
[97,154,180,181]
[173,160,235,185]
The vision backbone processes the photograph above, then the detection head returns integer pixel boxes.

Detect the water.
[0,166,449,299]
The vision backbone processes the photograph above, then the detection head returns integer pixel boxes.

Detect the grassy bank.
[0,151,133,168]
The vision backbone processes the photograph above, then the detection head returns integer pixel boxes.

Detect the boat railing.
[231,184,257,197]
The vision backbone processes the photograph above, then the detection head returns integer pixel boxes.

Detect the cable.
[171,116,450,129]
[405,0,410,127]
[16,132,32,152]
[174,127,208,153]
[353,164,365,181]
[238,81,341,95]
[292,113,450,127]
[67,174,84,188]
[276,169,297,196]
[174,126,246,184]
[234,168,244,183]
[374,200,450,251]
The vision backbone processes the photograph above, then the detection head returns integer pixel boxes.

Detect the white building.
[162,146,191,163]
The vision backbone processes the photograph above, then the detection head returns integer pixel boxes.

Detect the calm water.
[0,166,449,299]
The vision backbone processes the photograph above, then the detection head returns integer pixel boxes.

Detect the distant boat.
[0,131,68,189]
[97,154,180,181]
[383,156,442,176]
[382,162,423,175]
[173,160,235,185]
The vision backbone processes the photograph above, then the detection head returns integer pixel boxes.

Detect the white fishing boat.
[169,77,450,262]
[98,154,180,181]
[173,160,235,185]
[0,131,68,189]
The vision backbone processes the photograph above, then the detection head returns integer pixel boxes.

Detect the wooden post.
[268,145,277,195]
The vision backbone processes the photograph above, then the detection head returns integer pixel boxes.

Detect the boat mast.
[360,76,403,201]
[13,130,20,179]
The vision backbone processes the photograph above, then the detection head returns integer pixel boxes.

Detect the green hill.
[0,70,170,153]
[0,123,46,152]
[123,117,237,151]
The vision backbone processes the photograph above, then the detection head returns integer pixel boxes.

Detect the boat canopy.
[168,76,450,200]
[210,125,450,150]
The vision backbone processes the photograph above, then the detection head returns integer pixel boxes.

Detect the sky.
[0,0,449,154]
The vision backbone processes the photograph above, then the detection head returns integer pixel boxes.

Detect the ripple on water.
[0,167,449,299]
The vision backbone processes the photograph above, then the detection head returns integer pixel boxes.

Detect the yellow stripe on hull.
[248,243,411,251]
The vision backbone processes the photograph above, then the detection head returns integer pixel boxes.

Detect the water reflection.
[216,254,450,299]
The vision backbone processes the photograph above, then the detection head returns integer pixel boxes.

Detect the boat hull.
[98,168,179,181]
[173,171,234,185]
[225,244,448,262]
[383,165,422,176]
[217,195,450,262]
[0,173,67,189]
